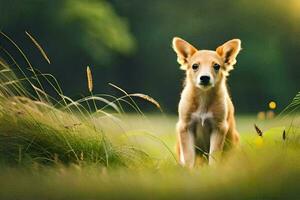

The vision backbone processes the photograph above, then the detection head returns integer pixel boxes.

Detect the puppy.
[172,37,241,168]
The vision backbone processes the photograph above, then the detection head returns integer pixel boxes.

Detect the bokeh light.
[269,101,277,110]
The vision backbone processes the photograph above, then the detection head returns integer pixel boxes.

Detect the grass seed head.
[86,66,93,92]
[254,124,263,137]
[25,31,51,64]
[131,93,162,111]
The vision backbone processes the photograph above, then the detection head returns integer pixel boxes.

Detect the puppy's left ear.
[216,39,241,68]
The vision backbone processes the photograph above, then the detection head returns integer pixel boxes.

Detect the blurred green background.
[1,0,299,113]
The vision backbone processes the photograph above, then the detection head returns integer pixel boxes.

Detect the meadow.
[0,32,300,200]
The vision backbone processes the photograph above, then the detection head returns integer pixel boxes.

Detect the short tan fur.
[172,37,241,167]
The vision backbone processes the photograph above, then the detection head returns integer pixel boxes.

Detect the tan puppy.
[172,37,241,168]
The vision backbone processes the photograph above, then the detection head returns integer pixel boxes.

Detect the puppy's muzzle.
[199,75,211,86]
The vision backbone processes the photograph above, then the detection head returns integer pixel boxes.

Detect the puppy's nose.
[200,76,210,85]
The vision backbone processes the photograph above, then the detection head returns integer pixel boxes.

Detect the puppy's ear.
[172,37,197,70]
[216,39,241,69]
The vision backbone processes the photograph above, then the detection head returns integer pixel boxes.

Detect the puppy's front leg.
[177,121,195,168]
[209,127,227,165]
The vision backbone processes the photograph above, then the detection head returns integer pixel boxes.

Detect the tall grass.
[280,92,300,116]
[0,32,162,167]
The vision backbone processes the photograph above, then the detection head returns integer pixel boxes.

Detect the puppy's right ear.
[172,37,197,70]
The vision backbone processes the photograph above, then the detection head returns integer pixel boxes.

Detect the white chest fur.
[200,112,213,126]
[192,111,213,126]
[191,95,214,126]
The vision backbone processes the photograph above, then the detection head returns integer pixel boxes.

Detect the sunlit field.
[0,32,300,200]
[1,112,300,199]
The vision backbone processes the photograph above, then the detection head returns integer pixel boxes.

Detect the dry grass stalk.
[86,66,93,92]
[25,31,51,64]
[130,93,162,111]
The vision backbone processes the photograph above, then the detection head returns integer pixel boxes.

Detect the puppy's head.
[172,37,241,90]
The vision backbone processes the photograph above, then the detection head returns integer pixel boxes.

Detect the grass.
[0,32,300,199]
[1,114,300,200]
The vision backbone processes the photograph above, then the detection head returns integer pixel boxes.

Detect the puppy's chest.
[191,110,214,127]
[190,97,215,127]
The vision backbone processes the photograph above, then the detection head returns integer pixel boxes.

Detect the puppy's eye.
[213,63,220,71]
[192,64,199,70]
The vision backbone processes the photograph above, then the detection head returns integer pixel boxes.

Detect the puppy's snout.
[199,76,210,85]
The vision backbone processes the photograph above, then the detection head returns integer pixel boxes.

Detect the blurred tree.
[111,0,300,113]
[1,0,135,64]
[0,0,135,96]
[1,0,299,113]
